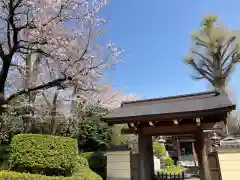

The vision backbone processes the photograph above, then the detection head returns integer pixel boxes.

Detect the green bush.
[77,119,111,152]
[153,142,166,158]
[164,156,174,167]
[80,152,106,179]
[9,134,78,176]
[80,152,93,160]
[72,155,89,174]
[76,156,89,167]
[0,169,102,180]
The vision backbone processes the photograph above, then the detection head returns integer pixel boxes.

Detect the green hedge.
[80,152,106,179]
[9,134,78,176]
[0,168,102,180]
[76,155,89,167]
[80,152,93,160]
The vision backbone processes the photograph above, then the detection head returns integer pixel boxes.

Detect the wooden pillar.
[176,137,182,161]
[195,129,211,180]
[138,133,154,180]
[192,141,198,166]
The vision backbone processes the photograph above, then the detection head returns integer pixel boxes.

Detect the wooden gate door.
[208,152,222,180]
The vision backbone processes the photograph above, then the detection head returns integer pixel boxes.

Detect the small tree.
[153,142,166,158]
[77,107,111,152]
[164,156,174,168]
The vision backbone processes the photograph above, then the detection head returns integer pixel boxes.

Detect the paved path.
[188,178,199,180]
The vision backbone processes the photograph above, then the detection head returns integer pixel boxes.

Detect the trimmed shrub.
[80,152,106,179]
[164,156,174,167]
[80,152,93,160]
[153,142,166,158]
[76,155,89,167]
[0,169,102,180]
[9,134,78,176]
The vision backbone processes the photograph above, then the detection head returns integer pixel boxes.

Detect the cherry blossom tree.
[0,0,122,107]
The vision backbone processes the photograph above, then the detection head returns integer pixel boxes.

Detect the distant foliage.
[110,124,138,152]
[0,105,24,144]
[153,142,166,158]
[77,118,111,152]
[9,134,78,176]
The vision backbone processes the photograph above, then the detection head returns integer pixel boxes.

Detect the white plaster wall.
[106,151,131,180]
[218,150,240,180]
[154,156,161,173]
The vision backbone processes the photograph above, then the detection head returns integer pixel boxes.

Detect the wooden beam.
[196,118,201,126]
[201,122,218,130]
[141,124,198,136]
[134,122,139,128]
[149,121,154,126]
[121,122,223,135]
[121,128,137,134]
[121,127,197,136]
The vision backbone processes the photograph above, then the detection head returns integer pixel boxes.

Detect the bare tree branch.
[221,36,236,59]
[195,36,209,48]
[189,60,214,84]
[192,50,213,66]
[0,45,5,59]
[65,24,92,72]
[7,74,69,101]
[221,48,236,67]
[41,92,52,108]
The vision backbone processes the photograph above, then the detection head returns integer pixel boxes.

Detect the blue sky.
[101,0,240,101]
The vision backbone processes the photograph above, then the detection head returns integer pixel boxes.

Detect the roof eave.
[101,105,235,125]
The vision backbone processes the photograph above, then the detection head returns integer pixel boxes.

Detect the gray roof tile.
[102,91,235,122]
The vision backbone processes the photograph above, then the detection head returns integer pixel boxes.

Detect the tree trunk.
[0,56,12,106]
[50,90,59,134]
[214,80,227,94]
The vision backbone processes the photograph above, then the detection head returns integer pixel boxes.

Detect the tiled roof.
[102,91,235,123]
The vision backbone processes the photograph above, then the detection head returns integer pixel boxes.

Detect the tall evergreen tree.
[185,15,240,94]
